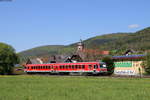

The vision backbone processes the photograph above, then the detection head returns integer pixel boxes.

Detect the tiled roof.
[112,54,145,60]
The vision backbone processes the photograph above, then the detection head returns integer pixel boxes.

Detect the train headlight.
[103,65,106,67]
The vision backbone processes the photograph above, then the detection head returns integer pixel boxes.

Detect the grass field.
[0,75,150,100]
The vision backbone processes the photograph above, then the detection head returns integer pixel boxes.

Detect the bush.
[102,56,114,75]
[144,52,150,74]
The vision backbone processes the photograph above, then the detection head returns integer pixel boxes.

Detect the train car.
[24,61,107,75]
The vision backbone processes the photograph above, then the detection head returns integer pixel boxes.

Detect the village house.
[112,55,145,75]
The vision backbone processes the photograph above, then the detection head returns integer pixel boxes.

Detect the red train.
[24,61,107,75]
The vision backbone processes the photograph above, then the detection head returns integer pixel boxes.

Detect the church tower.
[77,39,84,52]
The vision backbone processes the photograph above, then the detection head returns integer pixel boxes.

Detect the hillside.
[19,45,64,61]
[19,45,75,62]
[82,27,150,51]
[19,27,150,61]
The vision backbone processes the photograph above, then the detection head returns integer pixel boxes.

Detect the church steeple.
[77,39,84,52]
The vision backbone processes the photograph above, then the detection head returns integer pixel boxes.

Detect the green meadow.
[0,75,150,100]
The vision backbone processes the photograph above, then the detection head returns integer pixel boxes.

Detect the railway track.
[25,74,150,78]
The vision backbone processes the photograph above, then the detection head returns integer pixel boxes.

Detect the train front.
[99,62,107,73]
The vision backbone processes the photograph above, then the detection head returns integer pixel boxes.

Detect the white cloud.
[128,24,140,29]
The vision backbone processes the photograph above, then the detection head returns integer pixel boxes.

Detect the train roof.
[112,54,145,60]
[25,61,103,66]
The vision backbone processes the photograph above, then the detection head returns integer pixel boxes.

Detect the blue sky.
[0,0,150,52]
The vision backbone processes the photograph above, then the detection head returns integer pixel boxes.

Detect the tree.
[102,56,114,75]
[0,43,19,75]
[143,52,150,74]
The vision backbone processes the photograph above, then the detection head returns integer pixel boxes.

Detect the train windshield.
[100,62,107,68]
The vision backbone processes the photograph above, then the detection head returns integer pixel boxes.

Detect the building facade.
[113,55,145,75]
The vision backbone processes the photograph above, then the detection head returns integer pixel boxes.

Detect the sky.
[0,0,150,52]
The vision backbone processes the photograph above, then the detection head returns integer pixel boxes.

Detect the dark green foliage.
[0,43,19,75]
[143,52,150,74]
[102,56,114,75]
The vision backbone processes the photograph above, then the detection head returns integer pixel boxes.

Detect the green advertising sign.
[114,61,132,67]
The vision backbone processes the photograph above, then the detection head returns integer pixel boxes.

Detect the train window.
[88,65,92,69]
[72,65,74,69]
[94,65,98,69]
[82,65,85,69]
[75,65,78,69]
[69,65,71,69]
[61,65,63,69]
[66,65,69,69]
[79,65,81,69]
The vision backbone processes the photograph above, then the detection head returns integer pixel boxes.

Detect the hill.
[19,45,75,62]
[19,27,150,62]
[82,27,150,51]
[20,45,64,57]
